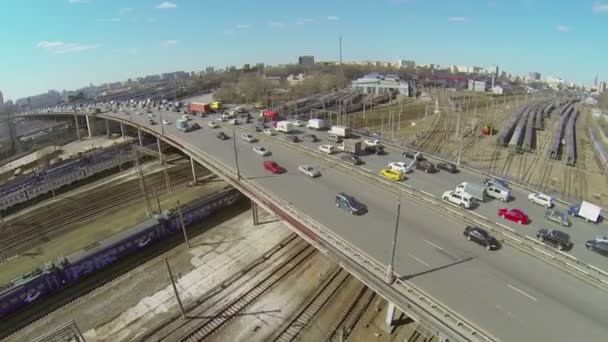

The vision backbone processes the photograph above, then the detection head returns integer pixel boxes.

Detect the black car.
[402,150,423,161]
[327,134,343,143]
[586,239,608,256]
[536,229,572,250]
[254,124,264,132]
[336,192,367,215]
[148,119,157,125]
[483,177,510,189]
[415,160,437,173]
[437,162,458,173]
[463,226,500,250]
[285,135,300,143]
[188,123,201,132]
[341,154,363,165]
[216,132,229,140]
[302,134,319,142]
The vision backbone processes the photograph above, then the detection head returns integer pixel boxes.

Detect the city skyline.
[1,0,607,100]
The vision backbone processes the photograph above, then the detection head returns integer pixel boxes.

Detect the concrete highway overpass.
[17,108,608,342]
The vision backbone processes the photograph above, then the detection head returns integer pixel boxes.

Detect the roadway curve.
[29,109,608,342]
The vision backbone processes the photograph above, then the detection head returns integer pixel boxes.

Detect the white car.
[388,161,413,174]
[138,111,144,115]
[162,119,171,125]
[298,164,321,178]
[208,121,219,128]
[318,144,336,154]
[292,120,304,127]
[528,193,554,208]
[263,128,276,136]
[364,139,382,146]
[182,114,190,120]
[148,113,155,117]
[253,146,271,156]
[442,191,473,209]
[229,118,239,125]
[241,134,257,143]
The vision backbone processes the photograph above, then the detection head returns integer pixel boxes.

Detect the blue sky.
[1,0,607,100]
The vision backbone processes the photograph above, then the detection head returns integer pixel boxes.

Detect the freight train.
[0,188,241,320]
[0,146,132,212]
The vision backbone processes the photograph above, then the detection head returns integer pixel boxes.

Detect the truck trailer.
[455,182,487,202]
[568,201,602,223]
[188,102,211,115]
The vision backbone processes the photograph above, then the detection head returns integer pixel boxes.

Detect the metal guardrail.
[241,127,608,289]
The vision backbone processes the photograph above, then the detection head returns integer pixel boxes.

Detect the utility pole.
[385,198,401,284]
[456,110,463,165]
[153,187,162,214]
[73,108,81,141]
[177,201,191,249]
[232,126,241,180]
[424,104,429,134]
[165,258,186,319]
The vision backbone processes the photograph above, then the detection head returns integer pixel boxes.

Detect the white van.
[486,186,510,202]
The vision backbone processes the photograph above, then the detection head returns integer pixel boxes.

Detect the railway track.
[0,166,209,258]
[133,235,313,342]
[270,268,349,342]
[325,286,376,342]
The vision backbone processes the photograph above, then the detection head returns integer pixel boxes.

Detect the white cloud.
[448,16,469,23]
[296,17,314,25]
[37,41,101,54]
[327,16,340,21]
[593,1,608,13]
[268,21,286,29]
[119,7,133,15]
[236,24,250,29]
[155,2,177,9]
[162,40,178,46]
[556,25,570,32]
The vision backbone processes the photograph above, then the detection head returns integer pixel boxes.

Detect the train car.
[0,266,64,319]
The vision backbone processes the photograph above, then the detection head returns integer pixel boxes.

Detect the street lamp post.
[385,198,401,284]
[232,126,241,180]
[159,111,165,135]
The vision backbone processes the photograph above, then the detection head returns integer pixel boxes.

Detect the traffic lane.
[239,136,608,342]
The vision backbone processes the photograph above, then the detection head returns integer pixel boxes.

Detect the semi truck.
[261,109,279,121]
[338,140,362,155]
[188,102,211,115]
[210,101,222,111]
[329,125,352,138]
[276,121,295,133]
[568,201,602,223]
[307,118,329,130]
[455,182,487,202]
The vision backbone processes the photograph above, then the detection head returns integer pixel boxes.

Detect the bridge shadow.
[399,256,474,281]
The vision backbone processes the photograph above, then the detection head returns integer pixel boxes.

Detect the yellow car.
[380,168,405,181]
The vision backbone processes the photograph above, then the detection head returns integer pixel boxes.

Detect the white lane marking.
[424,240,444,251]
[469,212,487,220]
[361,167,373,173]
[507,284,537,302]
[408,253,431,267]
[420,190,436,198]
[495,223,515,233]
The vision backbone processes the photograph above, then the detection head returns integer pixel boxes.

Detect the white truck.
[276,121,295,133]
[455,182,487,202]
[307,118,329,130]
[568,201,602,223]
[176,118,190,132]
[329,125,352,138]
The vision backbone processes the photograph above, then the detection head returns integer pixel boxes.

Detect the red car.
[498,208,529,224]
[263,160,285,174]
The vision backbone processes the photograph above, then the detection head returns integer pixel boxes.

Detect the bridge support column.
[137,129,143,146]
[85,114,94,138]
[251,200,259,226]
[105,119,110,136]
[120,123,126,141]
[156,138,163,164]
[74,114,81,141]
[384,302,398,334]
[190,156,197,183]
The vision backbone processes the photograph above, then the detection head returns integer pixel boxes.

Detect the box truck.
[338,140,363,155]
[188,102,211,114]
[276,121,295,133]
[307,118,329,130]
[568,201,602,223]
[176,118,190,132]
[455,182,487,202]
[329,125,352,138]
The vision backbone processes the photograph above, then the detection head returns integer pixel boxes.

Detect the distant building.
[205,66,215,74]
[264,76,282,86]
[228,66,236,72]
[256,63,265,71]
[15,90,62,109]
[298,55,315,66]
[243,64,251,71]
[397,59,416,68]
[287,73,306,86]
[491,85,508,95]
[351,73,410,96]
[468,80,487,92]
[0,89,9,149]
[527,72,541,82]
[599,81,607,93]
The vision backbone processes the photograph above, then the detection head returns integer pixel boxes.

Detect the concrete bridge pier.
[137,129,143,146]
[105,119,110,136]
[384,302,398,334]
[156,138,163,164]
[251,200,260,226]
[120,123,126,141]
[73,115,81,141]
[190,156,197,183]
[85,114,95,138]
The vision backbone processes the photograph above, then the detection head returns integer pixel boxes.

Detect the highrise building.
[0,89,12,152]
[599,81,607,93]
[527,72,541,83]
[594,74,598,87]
[298,55,315,66]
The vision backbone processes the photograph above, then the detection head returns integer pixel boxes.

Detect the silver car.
[544,209,571,227]
[253,146,271,156]
[298,164,321,178]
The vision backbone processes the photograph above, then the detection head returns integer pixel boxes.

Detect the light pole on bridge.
[385,198,401,284]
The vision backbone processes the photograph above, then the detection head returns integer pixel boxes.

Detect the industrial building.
[468,80,487,92]
[351,73,410,96]
[527,72,541,82]
[298,55,315,66]
[599,81,606,93]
